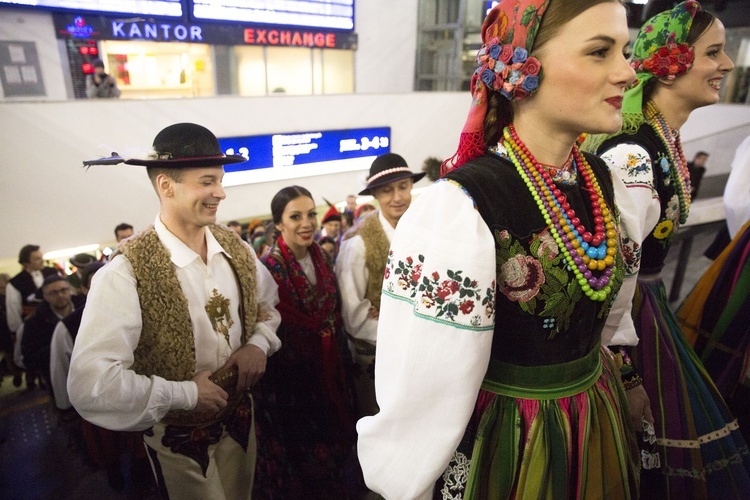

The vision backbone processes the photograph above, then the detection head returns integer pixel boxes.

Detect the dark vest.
[21,300,62,370]
[444,152,621,366]
[62,301,86,342]
[10,267,59,307]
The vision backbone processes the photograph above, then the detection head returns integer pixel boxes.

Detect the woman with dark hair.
[590,2,750,497]
[258,186,356,498]
[357,1,640,498]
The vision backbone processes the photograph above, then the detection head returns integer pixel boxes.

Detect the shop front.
[52,12,357,99]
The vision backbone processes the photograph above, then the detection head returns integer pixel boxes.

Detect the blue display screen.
[192,0,354,31]
[219,127,390,186]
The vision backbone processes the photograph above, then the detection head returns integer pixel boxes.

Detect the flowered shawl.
[262,234,340,337]
[261,235,351,424]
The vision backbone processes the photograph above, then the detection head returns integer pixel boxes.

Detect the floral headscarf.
[621,1,701,132]
[443,0,549,173]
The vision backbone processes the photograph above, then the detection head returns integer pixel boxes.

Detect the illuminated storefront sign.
[53,14,357,49]
[219,127,391,186]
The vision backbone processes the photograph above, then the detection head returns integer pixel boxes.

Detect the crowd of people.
[2,1,750,499]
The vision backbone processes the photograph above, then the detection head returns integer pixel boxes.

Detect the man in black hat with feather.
[69,123,281,499]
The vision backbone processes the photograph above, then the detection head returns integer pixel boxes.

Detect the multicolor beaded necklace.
[502,125,618,302]
[644,100,691,224]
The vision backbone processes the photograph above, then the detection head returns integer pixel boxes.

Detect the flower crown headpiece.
[476,38,541,100]
[630,32,695,81]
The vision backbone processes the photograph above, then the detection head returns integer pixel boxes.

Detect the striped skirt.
[436,347,639,499]
[678,220,750,397]
[633,276,750,498]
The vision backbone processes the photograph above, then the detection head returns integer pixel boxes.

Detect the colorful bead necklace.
[502,125,618,302]
[644,100,691,224]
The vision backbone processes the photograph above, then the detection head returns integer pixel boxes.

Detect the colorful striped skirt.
[435,347,639,499]
[633,276,750,498]
[678,220,750,397]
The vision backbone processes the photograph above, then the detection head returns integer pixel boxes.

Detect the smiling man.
[68,123,281,499]
[336,153,424,418]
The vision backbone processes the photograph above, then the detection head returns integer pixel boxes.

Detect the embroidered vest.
[345,211,390,310]
[118,224,258,393]
[445,153,620,366]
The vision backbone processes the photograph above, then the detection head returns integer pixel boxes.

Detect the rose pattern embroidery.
[499,254,545,302]
[495,227,621,337]
[384,251,495,329]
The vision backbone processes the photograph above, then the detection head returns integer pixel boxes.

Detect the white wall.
[0,92,470,270]
[354,0,417,93]
[0,8,68,100]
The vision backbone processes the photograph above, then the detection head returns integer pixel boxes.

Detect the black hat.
[124,123,246,168]
[70,253,97,268]
[359,153,425,196]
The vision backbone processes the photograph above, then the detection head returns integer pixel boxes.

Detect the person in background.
[337,152,424,419]
[345,194,357,217]
[68,122,281,499]
[357,1,640,497]
[67,253,97,297]
[688,150,710,197]
[0,273,22,388]
[258,185,357,498]
[50,261,153,494]
[318,236,337,263]
[6,244,60,390]
[20,275,74,399]
[320,205,342,239]
[353,203,376,222]
[86,59,121,99]
[114,222,134,243]
[227,220,243,238]
[590,2,750,497]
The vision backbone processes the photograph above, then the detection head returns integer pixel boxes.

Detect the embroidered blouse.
[597,124,685,346]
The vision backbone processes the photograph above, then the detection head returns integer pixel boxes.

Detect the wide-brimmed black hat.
[359,153,425,196]
[124,123,246,168]
[70,253,97,268]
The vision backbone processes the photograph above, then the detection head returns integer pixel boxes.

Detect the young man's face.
[163,167,227,230]
[115,228,134,242]
[373,178,413,226]
[27,250,44,271]
[43,280,72,313]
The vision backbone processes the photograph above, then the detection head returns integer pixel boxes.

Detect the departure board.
[0,0,182,17]
[192,0,354,30]
[220,126,390,186]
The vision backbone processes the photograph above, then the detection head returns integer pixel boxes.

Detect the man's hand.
[367,305,379,320]
[222,344,267,391]
[625,383,654,430]
[192,370,228,415]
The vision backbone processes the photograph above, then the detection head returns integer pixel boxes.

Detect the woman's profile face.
[667,19,733,111]
[522,2,634,137]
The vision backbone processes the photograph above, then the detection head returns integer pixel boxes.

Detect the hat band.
[149,152,226,160]
[367,166,412,184]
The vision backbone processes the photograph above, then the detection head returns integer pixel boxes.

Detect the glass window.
[266,46,312,95]
[321,49,353,94]
[235,46,267,96]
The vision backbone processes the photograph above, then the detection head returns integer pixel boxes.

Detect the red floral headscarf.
[443,0,550,174]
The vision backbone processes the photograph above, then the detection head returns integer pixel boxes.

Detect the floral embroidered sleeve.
[598,143,661,347]
[357,180,496,499]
